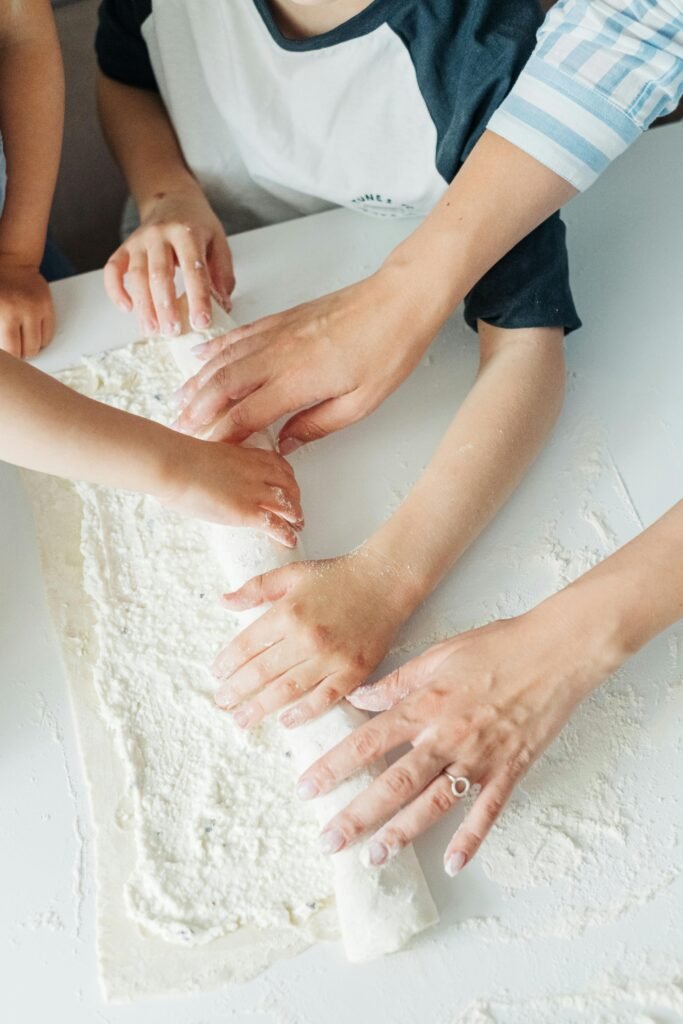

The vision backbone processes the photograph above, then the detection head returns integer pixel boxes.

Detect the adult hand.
[104,187,235,338]
[212,547,412,728]
[159,434,303,547]
[296,602,619,875]
[173,262,446,449]
[0,262,54,358]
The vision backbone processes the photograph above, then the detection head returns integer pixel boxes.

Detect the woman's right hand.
[104,187,235,338]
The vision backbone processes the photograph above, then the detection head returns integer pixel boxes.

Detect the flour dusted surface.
[23,338,335,997]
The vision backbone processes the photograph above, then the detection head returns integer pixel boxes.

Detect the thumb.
[221,563,297,611]
[278,393,362,454]
[348,640,454,711]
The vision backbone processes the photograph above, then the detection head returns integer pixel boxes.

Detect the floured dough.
[171,306,438,962]
[22,338,337,1001]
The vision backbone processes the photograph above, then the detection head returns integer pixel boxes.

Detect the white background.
[1,126,682,1022]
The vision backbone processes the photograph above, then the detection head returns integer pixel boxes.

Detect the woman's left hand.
[212,547,413,729]
[296,603,617,875]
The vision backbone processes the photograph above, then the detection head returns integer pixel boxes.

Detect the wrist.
[149,426,197,506]
[355,537,427,622]
[136,174,206,221]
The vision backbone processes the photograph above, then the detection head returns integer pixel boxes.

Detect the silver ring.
[444,772,470,799]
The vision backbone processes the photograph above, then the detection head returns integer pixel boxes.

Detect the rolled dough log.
[170,303,438,961]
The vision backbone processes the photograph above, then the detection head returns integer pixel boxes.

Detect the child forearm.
[96,73,200,214]
[0,0,64,264]
[0,350,179,495]
[365,323,566,612]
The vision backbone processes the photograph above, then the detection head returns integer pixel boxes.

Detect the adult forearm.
[96,73,200,214]
[0,0,64,263]
[385,133,577,325]
[545,500,683,683]
[365,324,565,611]
[0,351,178,495]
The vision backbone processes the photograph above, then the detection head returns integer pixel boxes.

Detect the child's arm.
[0,0,63,357]
[0,351,302,546]
[97,74,234,337]
[211,323,565,727]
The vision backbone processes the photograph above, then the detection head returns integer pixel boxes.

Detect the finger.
[173,227,214,330]
[365,771,462,866]
[233,664,325,727]
[255,509,299,548]
[147,240,180,337]
[348,641,455,712]
[444,774,516,877]
[261,484,304,527]
[278,392,362,455]
[104,249,133,312]
[316,747,444,855]
[207,386,291,444]
[214,639,296,708]
[296,708,410,798]
[219,563,298,620]
[0,321,22,357]
[125,252,158,336]
[280,672,367,728]
[176,334,271,409]
[22,317,43,358]
[175,355,267,435]
[212,607,286,681]
[206,234,235,310]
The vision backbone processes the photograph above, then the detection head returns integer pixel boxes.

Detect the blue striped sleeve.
[488,0,683,189]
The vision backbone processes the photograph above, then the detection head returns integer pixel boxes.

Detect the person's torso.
[141,0,543,232]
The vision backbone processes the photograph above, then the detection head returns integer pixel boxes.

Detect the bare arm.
[0,0,63,356]
[212,324,566,728]
[97,73,234,334]
[0,350,302,545]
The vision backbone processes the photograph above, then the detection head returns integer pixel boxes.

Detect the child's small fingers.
[104,250,133,312]
[147,242,180,337]
[258,510,298,548]
[125,252,158,336]
[231,666,321,729]
[174,230,214,331]
[261,485,304,526]
[279,673,356,728]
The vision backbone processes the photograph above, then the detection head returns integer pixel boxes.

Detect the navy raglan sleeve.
[96,0,158,91]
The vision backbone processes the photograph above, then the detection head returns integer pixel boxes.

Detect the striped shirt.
[488,0,683,189]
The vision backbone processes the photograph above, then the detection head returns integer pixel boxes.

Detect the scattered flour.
[23,338,336,998]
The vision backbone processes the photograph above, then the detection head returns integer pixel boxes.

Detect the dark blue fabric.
[40,237,74,282]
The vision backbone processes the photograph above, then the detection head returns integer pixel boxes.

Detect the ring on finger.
[444,771,471,799]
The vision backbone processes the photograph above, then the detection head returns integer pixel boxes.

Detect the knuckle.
[383,766,415,799]
[352,727,381,762]
[321,682,344,708]
[482,794,505,824]
[280,678,303,701]
[430,785,454,816]
[380,825,409,851]
[506,744,532,777]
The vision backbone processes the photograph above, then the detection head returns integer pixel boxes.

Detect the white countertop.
[1,125,682,1023]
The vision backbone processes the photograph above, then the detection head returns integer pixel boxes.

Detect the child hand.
[159,436,303,547]
[0,263,55,358]
[104,188,235,339]
[211,548,411,728]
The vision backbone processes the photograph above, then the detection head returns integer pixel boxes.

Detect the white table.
[1,126,682,1023]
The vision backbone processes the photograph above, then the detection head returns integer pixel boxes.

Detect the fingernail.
[215,687,235,708]
[191,342,209,355]
[117,301,130,313]
[191,312,211,330]
[319,829,345,855]
[445,851,467,877]
[280,706,305,729]
[144,320,158,336]
[169,321,181,337]
[171,386,186,407]
[231,707,252,729]
[367,841,388,867]
[296,779,318,801]
[279,438,303,456]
